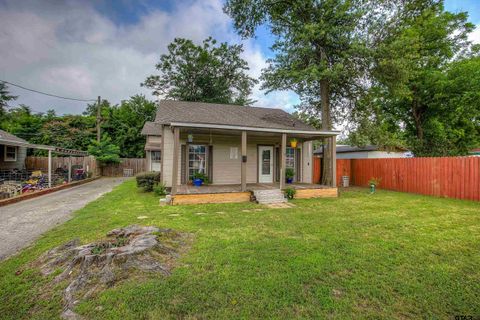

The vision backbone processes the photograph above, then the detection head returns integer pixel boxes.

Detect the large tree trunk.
[320,79,332,186]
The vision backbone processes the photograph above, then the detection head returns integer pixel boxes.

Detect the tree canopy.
[348,0,479,156]
[0,92,156,158]
[225,0,373,184]
[142,37,257,106]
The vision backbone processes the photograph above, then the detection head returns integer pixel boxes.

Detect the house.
[0,129,28,170]
[0,129,88,190]
[141,100,340,205]
[314,144,408,159]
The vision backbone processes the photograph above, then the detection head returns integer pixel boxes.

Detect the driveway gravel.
[0,178,125,261]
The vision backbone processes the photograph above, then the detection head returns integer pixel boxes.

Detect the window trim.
[4,145,17,162]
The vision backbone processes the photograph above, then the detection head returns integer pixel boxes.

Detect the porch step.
[252,189,286,204]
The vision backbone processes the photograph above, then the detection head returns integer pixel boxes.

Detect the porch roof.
[171,122,340,138]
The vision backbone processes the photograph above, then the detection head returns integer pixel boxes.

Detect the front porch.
[176,182,334,194]
[172,183,338,205]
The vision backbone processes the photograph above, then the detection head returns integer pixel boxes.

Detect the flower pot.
[290,141,298,148]
[193,178,203,187]
[286,177,293,184]
[370,184,376,193]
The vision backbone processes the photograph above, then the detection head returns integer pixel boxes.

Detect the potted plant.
[368,177,381,193]
[285,168,295,184]
[290,138,298,148]
[193,172,208,187]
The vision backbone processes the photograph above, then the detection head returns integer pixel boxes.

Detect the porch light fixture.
[187,133,193,143]
[290,138,298,148]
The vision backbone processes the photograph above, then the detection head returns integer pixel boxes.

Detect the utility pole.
[96,95,101,142]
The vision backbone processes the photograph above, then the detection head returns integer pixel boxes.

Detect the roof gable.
[0,129,28,144]
[153,100,315,131]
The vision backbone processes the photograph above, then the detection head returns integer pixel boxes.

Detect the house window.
[286,147,295,169]
[4,146,17,162]
[188,144,207,180]
[151,151,161,161]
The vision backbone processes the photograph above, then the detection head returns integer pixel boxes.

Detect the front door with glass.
[258,146,274,183]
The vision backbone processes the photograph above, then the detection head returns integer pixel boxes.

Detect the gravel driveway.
[0,178,125,261]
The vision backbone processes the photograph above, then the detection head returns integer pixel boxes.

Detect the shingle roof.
[141,121,162,135]
[0,129,28,144]
[153,100,316,131]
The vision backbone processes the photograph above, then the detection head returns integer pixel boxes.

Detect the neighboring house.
[142,100,340,204]
[0,129,88,188]
[469,148,480,156]
[314,145,408,159]
[0,129,28,170]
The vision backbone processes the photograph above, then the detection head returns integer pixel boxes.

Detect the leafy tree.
[40,115,96,151]
[0,82,17,117]
[224,0,371,184]
[142,37,257,106]
[87,136,121,166]
[350,1,478,156]
[102,95,157,158]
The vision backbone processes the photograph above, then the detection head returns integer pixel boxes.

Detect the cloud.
[470,25,480,44]
[0,0,298,114]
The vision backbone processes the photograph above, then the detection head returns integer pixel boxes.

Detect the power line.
[1,80,97,102]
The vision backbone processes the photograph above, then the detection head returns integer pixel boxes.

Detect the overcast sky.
[1,0,479,117]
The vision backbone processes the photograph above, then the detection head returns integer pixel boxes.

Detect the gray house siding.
[0,144,27,170]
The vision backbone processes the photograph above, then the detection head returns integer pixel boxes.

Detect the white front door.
[258,146,274,183]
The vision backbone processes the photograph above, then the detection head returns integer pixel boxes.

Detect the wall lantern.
[187,134,193,143]
[290,138,298,148]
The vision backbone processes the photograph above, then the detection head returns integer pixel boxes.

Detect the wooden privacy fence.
[314,156,480,201]
[26,156,100,176]
[26,156,147,177]
[101,158,147,177]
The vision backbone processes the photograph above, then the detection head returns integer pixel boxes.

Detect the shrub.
[153,182,167,196]
[136,172,160,192]
[284,187,296,199]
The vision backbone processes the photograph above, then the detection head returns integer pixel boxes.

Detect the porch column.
[280,133,287,189]
[47,150,52,188]
[171,127,180,196]
[331,136,336,187]
[241,131,247,191]
[68,156,72,183]
[160,124,165,184]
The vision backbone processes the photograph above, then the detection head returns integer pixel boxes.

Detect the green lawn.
[1,180,479,319]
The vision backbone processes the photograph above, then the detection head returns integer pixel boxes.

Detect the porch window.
[4,146,17,162]
[286,147,295,168]
[188,144,207,180]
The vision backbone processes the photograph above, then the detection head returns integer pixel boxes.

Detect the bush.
[284,187,296,199]
[136,172,160,192]
[153,182,167,196]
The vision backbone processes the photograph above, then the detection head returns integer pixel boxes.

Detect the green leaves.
[142,37,257,106]
[87,136,120,165]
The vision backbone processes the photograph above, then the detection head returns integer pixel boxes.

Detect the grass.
[1,180,479,319]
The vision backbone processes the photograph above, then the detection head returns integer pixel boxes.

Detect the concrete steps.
[252,189,286,204]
